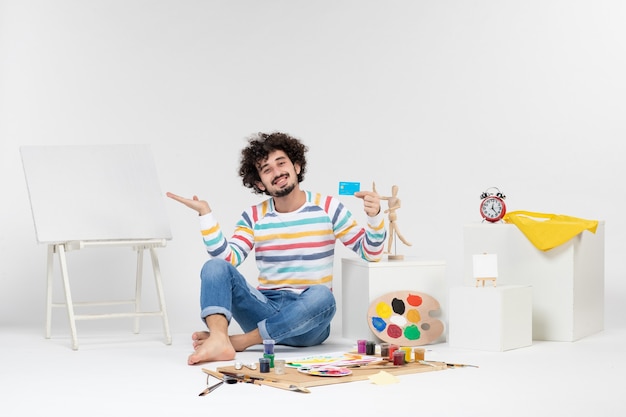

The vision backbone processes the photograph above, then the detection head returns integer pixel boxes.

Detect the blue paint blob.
[371,316,387,332]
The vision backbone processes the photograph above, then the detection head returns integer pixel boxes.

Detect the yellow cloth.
[502,211,598,251]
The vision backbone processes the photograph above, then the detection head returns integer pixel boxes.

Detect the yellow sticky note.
[368,371,399,385]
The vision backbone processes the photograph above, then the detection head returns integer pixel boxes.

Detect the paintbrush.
[342,359,393,368]
[445,363,479,368]
[217,370,311,394]
[418,360,479,368]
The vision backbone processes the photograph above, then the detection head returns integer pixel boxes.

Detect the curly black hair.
[239,131,308,195]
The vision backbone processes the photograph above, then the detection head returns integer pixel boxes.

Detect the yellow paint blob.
[375,302,393,319]
[406,309,421,323]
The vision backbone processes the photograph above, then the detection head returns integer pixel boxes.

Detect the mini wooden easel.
[475,277,497,287]
[473,253,498,287]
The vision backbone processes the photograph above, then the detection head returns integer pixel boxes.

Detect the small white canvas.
[473,253,498,278]
[21,144,172,243]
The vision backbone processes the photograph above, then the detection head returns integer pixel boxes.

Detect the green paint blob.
[404,324,421,340]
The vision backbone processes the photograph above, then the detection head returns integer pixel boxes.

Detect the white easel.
[21,145,172,350]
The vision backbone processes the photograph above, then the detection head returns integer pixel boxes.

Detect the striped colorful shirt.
[199,191,386,291]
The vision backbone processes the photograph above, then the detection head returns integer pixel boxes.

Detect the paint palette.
[367,290,444,346]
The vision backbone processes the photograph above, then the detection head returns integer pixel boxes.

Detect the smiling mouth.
[273,174,289,186]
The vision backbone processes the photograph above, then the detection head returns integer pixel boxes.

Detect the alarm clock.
[479,187,506,222]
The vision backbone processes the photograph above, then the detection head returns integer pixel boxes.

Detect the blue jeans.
[199,259,336,347]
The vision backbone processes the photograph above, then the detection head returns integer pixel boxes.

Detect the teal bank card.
[339,181,360,195]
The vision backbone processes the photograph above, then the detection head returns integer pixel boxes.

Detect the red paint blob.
[406,294,423,307]
[387,324,403,338]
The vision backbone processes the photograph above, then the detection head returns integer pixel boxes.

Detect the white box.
[341,257,447,343]
[463,222,605,341]
[449,285,532,351]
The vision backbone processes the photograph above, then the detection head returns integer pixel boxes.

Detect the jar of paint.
[263,339,275,355]
[274,359,286,375]
[388,344,399,361]
[400,346,412,363]
[357,339,367,354]
[259,358,271,373]
[413,347,425,361]
[393,350,405,366]
[365,341,376,355]
[379,343,390,358]
[263,353,275,368]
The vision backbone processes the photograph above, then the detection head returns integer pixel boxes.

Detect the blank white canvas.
[473,253,498,278]
[21,144,172,243]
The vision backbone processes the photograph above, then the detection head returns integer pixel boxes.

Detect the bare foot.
[191,331,210,349]
[187,335,236,365]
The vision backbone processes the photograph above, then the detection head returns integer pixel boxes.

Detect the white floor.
[2,321,624,417]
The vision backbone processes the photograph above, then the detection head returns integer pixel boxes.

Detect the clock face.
[480,196,506,222]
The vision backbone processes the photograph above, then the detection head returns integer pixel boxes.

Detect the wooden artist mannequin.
[380,184,412,260]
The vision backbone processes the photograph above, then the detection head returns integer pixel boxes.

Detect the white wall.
[2,1,624,337]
